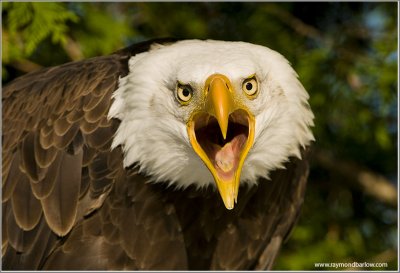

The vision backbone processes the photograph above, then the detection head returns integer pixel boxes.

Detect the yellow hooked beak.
[187,74,255,209]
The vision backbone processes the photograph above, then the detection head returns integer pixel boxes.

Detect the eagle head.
[108,40,314,209]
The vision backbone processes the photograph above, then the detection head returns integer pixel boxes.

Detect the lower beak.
[187,74,255,209]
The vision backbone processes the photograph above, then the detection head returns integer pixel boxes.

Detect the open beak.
[187,74,255,209]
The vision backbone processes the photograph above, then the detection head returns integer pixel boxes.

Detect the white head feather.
[108,40,314,189]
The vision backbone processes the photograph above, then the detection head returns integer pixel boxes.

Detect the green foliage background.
[2,2,398,270]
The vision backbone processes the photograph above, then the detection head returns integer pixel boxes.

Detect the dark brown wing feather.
[211,149,310,270]
[158,148,310,270]
[2,38,310,270]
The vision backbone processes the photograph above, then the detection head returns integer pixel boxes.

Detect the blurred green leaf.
[3,2,78,61]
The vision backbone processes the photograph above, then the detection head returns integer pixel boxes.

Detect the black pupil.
[246,82,253,91]
[182,88,190,97]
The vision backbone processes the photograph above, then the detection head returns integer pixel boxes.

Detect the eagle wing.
[2,39,187,270]
[210,148,310,270]
[161,147,310,270]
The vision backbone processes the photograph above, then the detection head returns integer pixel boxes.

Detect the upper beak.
[204,75,235,140]
[187,74,255,209]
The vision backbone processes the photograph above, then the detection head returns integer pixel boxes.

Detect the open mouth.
[186,73,256,209]
[192,109,250,181]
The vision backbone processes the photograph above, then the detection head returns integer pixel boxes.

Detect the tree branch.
[264,4,371,64]
[10,59,43,73]
[371,248,397,263]
[313,149,397,208]
[263,4,324,42]
[62,37,84,61]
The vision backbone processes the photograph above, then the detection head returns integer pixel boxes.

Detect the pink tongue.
[215,142,235,172]
[212,134,247,175]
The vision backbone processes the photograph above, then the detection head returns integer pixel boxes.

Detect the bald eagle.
[2,39,314,270]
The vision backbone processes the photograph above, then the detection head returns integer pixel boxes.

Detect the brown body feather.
[2,39,310,270]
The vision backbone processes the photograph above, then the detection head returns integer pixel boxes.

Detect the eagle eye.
[177,84,193,104]
[242,77,258,98]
